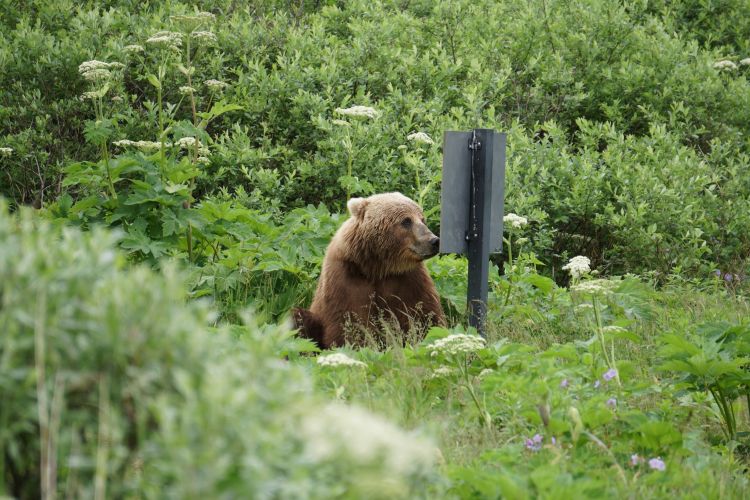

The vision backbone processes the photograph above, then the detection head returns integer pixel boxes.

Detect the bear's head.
[343,192,439,278]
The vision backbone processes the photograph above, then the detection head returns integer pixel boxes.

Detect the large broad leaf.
[521,273,556,294]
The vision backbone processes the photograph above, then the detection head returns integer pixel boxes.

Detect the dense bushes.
[1,0,749,276]
[0,203,440,498]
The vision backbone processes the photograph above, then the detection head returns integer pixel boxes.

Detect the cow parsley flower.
[741,58,750,66]
[570,279,616,294]
[334,105,380,119]
[407,132,434,145]
[562,255,591,278]
[196,156,211,165]
[602,325,628,334]
[179,86,196,95]
[713,60,737,70]
[430,366,455,379]
[78,60,123,82]
[301,403,435,476]
[170,12,216,27]
[332,119,351,127]
[430,334,486,356]
[317,352,367,368]
[204,79,228,91]
[503,213,528,228]
[147,31,183,49]
[112,140,164,152]
[124,44,145,53]
[191,31,217,44]
[0,147,13,157]
[648,457,666,471]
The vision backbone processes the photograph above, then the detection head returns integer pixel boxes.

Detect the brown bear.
[294,192,445,348]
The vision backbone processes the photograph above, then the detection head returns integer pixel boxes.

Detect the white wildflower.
[602,325,628,334]
[713,60,737,70]
[0,147,13,157]
[570,279,616,294]
[191,30,217,44]
[78,60,123,82]
[196,156,211,165]
[112,140,165,152]
[111,95,123,103]
[301,402,435,476]
[179,86,196,95]
[503,213,528,228]
[146,31,183,49]
[317,352,367,368]
[562,255,591,278]
[204,79,229,91]
[334,105,379,119]
[176,137,198,148]
[170,12,216,26]
[123,44,145,53]
[407,132,434,145]
[740,58,750,66]
[430,366,455,379]
[479,368,494,378]
[332,119,351,127]
[575,303,594,311]
[430,334,486,357]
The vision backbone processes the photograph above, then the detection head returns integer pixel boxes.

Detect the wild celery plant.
[424,327,492,428]
[61,12,240,263]
[329,105,379,202]
[658,322,750,442]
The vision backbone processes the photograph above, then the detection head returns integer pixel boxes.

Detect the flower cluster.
[430,366,455,379]
[570,279,616,294]
[316,352,367,368]
[301,403,435,476]
[334,105,380,119]
[204,79,229,91]
[602,368,618,382]
[630,454,666,471]
[170,12,216,28]
[176,137,210,155]
[741,58,750,66]
[78,60,123,81]
[525,434,543,452]
[430,334,486,357]
[562,255,591,278]
[179,86,196,95]
[112,140,163,152]
[407,132,434,145]
[503,213,528,228]
[123,44,145,54]
[0,147,13,157]
[713,60,737,70]
[601,325,628,334]
[146,31,183,50]
[191,31,217,44]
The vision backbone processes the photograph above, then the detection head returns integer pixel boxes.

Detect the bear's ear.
[347,197,368,218]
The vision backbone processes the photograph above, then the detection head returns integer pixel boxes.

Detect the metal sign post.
[440,129,506,336]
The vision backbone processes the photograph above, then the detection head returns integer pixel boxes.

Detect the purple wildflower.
[648,457,666,471]
[714,269,722,277]
[606,398,617,408]
[560,378,569,389]
[603,368,618,382]
[525,433,543,452]
[630,454,641,466]
[551,437,557,445]
[724,273,734,282]
[594,380,601,389]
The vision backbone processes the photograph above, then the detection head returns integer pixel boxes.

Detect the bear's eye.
[401,217,412,228]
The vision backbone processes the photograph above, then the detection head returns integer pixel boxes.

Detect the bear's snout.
[429,236,439,255]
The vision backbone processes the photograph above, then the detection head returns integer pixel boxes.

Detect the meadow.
[2,1,750,498]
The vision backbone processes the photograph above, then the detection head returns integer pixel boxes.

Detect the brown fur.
[295,192,445,348]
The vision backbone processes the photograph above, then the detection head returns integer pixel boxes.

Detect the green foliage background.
[1,0,749,277]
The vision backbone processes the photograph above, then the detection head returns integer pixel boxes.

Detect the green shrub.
[0,201,441,498]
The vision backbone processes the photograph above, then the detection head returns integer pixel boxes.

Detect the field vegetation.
[2,0,750,498]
